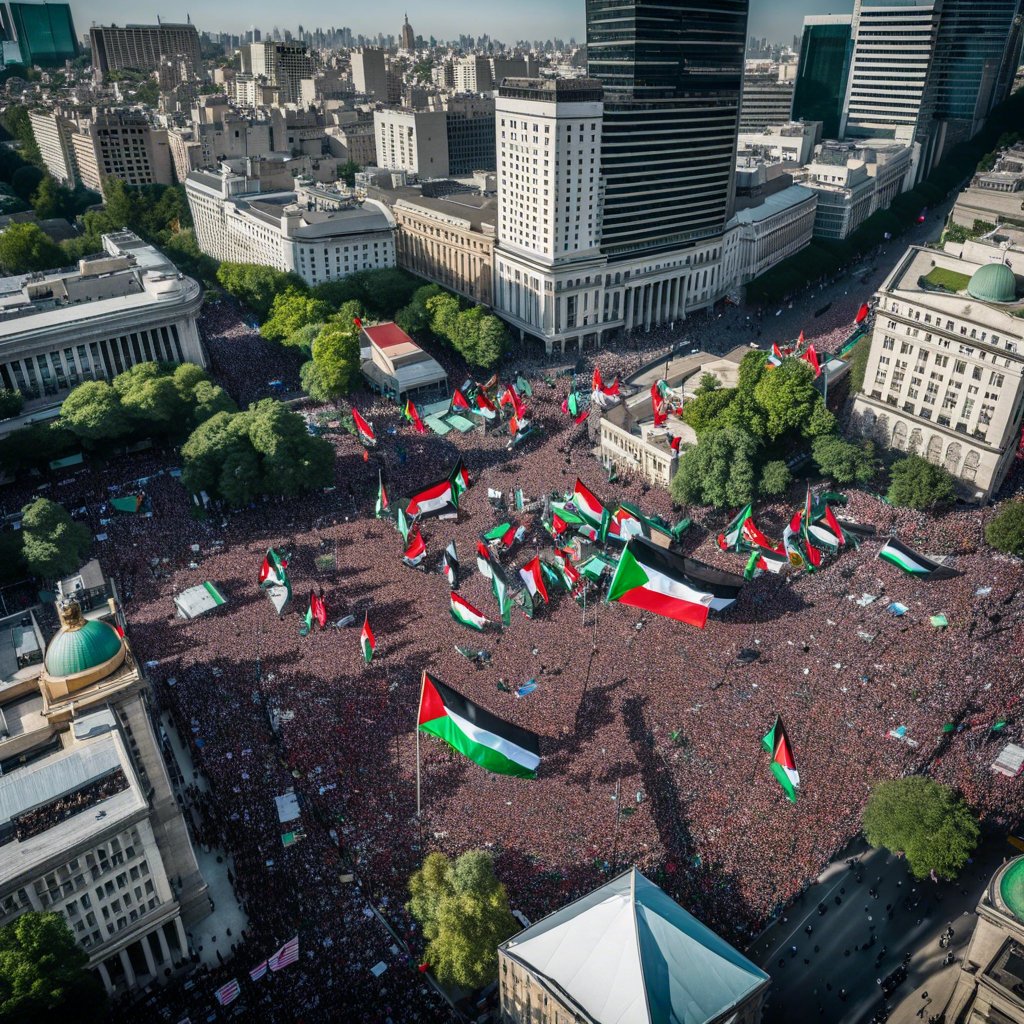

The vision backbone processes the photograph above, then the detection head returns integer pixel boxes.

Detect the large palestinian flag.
[259,549,288,588]
[407,478,456,518]
[519,556,549,604]
[608,503,673,545]
[450,592,489,631]
[572,479,607,532]
[717,504,752,552]
[606,538,742,629]
[418,672,540,779]
[762,716,799,803]
[878,538,958,579]
[449,459,470,504]
[490,561,512,626]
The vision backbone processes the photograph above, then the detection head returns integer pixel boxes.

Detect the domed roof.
[967,262,1018,303]
[44,601,125,683]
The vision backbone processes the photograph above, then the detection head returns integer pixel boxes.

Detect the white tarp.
[275,791,300,823]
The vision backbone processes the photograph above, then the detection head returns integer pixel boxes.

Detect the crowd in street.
[9,263,1014,1022]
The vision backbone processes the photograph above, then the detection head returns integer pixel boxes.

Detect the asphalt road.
[750,835,1012,1023]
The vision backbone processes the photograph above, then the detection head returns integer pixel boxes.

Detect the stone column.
[140,935,157,978]
[118,947,136,989]
[156,926,172,966]
[97,960,113,994]
[174,916,188,958]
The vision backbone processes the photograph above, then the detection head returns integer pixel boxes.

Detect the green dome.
[45,617,123,679]
[967,262,1018,303]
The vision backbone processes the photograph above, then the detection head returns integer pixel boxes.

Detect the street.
[751,834,1014,1023]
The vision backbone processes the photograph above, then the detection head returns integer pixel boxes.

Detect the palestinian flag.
[360,615,375,663]
[744,545,789,580]
[351,407,376,446]
[608,504,673,545]
[592,366,620,396]
[801,345,821,377]
[556,553,581,593]
[878,538,958,579]
[442,542,458,587]
[300,591,325,636]
[762,716,799,803]
[717,504,752,552]
[476,542,493,579]
[565,392,588,424]
[499,385,526,419]
[407,478,455,518]
[266,581,291,615]
[404,399,426,434]
[451,388,471,412]
[260,548,289,588]
[418,672,540,779]
[490,561,512,626]
[803,537,823,570]
[404,528,426,565]
[607,538,742,630]
[475,392,497,419]
[449,459,470,503]
[806,518,841,550]
[450,592,489,631]
[572,478,607,531]
[783,510,805,568]
[396,506,410,543]
[768,343,784,368]
[822,505,845,546]
[375,472,389,518]
[519,556,549,604]
[547,513,569,539]
[484,522,513,543]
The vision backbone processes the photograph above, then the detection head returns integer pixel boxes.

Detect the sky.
[71,0,854,47]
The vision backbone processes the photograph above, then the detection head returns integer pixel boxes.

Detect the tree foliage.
[406,850,517,990]
[425,292,508,369]
[395,283,443,336]
[758,459,792,496]
[985,500,1024,556]
[0,222,65,273]
[862,777,980,881]
[681,387,736,436]
[0,911,106,1024]
[0,421,77,477]
[260,289,330,342]
[180,399,334,507]
[216,262,307,319]
[20,498,91,579]
[60,381,131,442]
[0,388,23,419]
[812,435,876,484]
[670,427,761,508]
[886,454,957,509]
[302,304,363,403]
[752,358,823,441]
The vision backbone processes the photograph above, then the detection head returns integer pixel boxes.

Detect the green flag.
[396,507,409,543]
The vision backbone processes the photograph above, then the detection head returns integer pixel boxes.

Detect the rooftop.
[733,184,816,224]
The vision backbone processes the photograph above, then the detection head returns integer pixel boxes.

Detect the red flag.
[519,555,549,603]
[855,303,870,324]
[451,388,471,411]
[670,436,681,452]
[404,399,426,434]
[509,415,520,437]
[551,514,568,536]
[351,407,375,445]
[476,391,496,413]
[651,383,667,426]
[362,449,369,462]
[797,329,805,346]
[360,615,376,663]
[592,366,604,392]
[353,316,363,328]
[500,523,518,548]
[823,505,845,546]
[404,528,426,562]
[311,591,327,628]
[801,345,821,377]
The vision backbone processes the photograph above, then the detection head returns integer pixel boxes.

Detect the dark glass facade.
[586,0,748,259]
[446,110,496,175]
[1,2,78,67]
[791,20,852,139]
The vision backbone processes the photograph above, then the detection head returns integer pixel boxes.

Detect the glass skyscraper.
[586,0,748,259]
[791,15,853,140]
[0,2,78,67]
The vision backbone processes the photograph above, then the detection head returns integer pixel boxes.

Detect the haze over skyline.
[71,0,853,47]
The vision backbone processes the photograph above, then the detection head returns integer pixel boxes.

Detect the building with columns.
[0,572,209,997]
[851,238,1024,501]
[0,231,205,408]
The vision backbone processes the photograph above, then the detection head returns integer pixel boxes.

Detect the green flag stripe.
[419,715,537,779]
[202,582,225,606]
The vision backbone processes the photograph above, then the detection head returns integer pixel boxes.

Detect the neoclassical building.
[851,240,1024,501]
[0,573,209,996]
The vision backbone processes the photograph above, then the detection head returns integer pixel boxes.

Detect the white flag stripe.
[446,706,540,773]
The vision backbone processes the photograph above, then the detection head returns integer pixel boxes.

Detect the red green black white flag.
[762,715,799,803]
[360,615,376,663]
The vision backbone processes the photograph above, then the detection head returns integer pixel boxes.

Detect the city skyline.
[70,0,852,45]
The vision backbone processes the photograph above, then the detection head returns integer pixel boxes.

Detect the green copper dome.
[967,262,1018,304]
[44,615,123,679]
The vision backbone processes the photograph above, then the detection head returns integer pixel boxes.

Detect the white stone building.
[28,109,79,187]
[373,109,450,178]
[732,185,818,285]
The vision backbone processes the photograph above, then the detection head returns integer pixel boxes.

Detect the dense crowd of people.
[12,770,129,842]
[8,260,1017,1023]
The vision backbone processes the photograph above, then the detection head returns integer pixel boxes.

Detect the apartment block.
[69,109,173,199]
[28,108,78,186]
[89,22,201,77]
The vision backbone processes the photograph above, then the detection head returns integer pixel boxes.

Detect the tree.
[337,159,361,187]
[259,289,331,342]
[406,850,516,990]
[359,267,420,317]
[0,388,23,419]
[191,380,236,425]
[986,499,1024,556]
[10,164,43,202]
[887,454,957,508]
[247,399,334,496]
[722,351,769,438]
[119,374,188,438]
[30,175,71,220]
[426,292,462,344]
[470,312,508,369]
[681,387,736,435]
[20,498,91,579]
[812,435,876,485]
[216,263,307,319]
[304,318,362,403]
[805,401,837,439]
[395,283,444,335]
[60,381,131,443]
[0,911,106,1024]
[759,459,792,496]
[0,421,76,476]
[862,777,980,881]
[752,358,821,441]
[311,276,366,309]
[282,321,323,357]
[0,222,64,273]
[670,427,761,508]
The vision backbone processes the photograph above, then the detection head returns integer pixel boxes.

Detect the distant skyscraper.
[586,0,749,259]
[792,14,852,139]
[0,2,78,66]
[400,14,415,51]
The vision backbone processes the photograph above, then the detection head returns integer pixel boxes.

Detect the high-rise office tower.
[400,14,415,51]
[0,2,78,66]
[89,22,201,77]
[586,0,748,259]
[792,14,853,139]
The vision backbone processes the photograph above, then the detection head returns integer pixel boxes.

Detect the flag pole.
[416,670,425,818]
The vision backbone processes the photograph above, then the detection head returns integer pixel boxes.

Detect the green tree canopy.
[0,421,76,477]
[886,454,957,508]
[10,164,43,203]
[812,435,876,484]
[986,499,1024,556]
[20,498,91,579]
[426,292,461,342]
[216,262,307,319]
[758,459,792,496]
[862,777,980,880]
[0,222,65,273]
[0,911,106,1024]
[752,358,822,441]
[681,387,736,435]
[260,289,331,342]
[670,426,761,508]
[60,381,131,443]
[395,283,444,335]
[406,850,517,990]
[282,321,324,357]
[303,311,362,403]
[359,267,420,316]
[0,388,23,419]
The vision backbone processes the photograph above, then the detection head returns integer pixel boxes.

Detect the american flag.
[268,935,299,971]
[249,960,268,981]
[214,978,240,1006]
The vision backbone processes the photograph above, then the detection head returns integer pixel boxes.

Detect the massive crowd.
[12,267,1019,1023]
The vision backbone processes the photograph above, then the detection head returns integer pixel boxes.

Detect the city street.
[752,834,1014,1023]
